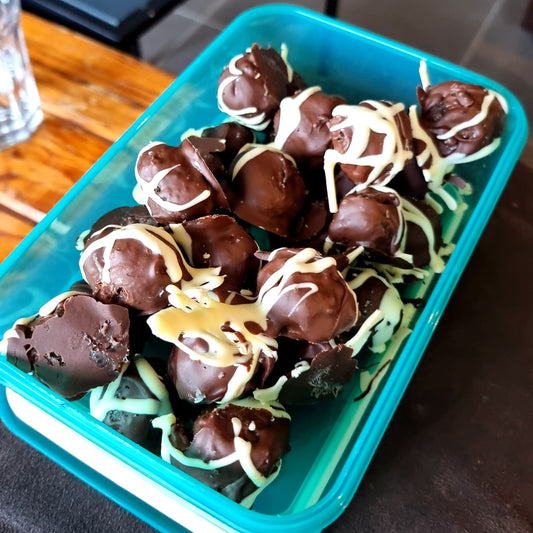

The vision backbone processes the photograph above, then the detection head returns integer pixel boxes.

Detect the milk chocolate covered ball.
[228,144,306,237]
[323,100,414,213]
[154,398,290,504]
[148,290,277,404]
[80,223,199,314]
[272,86,346,164]
[2,292,130,400]
[256,247,358,343]
[417,81,507,161]
[172,214,260,295]
[217,44,292,131]
[135,139,229,224]
[328,186,404,259]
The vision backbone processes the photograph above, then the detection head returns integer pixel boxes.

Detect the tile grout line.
[460,0,506,66]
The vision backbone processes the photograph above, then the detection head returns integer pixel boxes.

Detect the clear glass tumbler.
[0,0,43,150]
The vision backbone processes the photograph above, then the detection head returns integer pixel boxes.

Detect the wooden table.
[0,12,174,263]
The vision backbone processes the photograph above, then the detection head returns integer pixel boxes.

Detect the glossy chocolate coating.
[171,401,290,502]
[330,100,414,188]
[273,88,346,163]
[91,357,170,453]
[273,337,357,404]
[135,139,228,224]
[5,294,129,400]
[81,223,193,314]
[167,335,275,404]
[417,81,507,158]
[179,214,260,294]
[328,187,403,258]
[217,44,291,130]
[228,145,306,237]
[256,248,358,343]
[200,122,256,168]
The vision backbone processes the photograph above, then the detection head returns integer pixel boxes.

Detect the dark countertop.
[1,161,531,532]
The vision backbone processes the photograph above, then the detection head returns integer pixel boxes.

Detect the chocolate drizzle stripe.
[353,359,392,402]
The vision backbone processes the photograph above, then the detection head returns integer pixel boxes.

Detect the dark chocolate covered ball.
[228,144,306,237]
[80,223,197,314]
[344,267,404,352]
[417,81,507,160]
[269,337,357,404]
[328,186,404,259]
[256,247,358,343]
[2,292,130,400]
[154,398,290,504]
[90,355,172,453]
[200,121,256,168]
[217,44,292,131]
[135,139,229,224]
[172,214,260,295]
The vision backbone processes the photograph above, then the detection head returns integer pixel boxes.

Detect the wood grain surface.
[0,12,174,262]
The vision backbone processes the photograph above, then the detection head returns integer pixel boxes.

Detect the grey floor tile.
[139,11,221,74]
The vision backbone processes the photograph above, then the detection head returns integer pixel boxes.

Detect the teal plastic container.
[0,5,527,532]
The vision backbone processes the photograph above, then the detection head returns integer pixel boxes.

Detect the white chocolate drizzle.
[148,286,277,404]
[153,397,289,490]
[273,86,322,151]
[323,101,413,212]
[256,248,357,321]
[80,223,224,292]
[89,355,172,421]
[217,51,269,131]
[231,143,297,180]
[134,142,212,215]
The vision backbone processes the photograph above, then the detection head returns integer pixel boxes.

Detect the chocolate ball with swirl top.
[323,100,414,213]
[272,86,346,165]
[417,81,507,161]
[153,398,291,505]
[147,290,277,404]
[217,44,292,131]
[135,138,229,225]
[228,144,306,238]
[1,291,130,400]
[171,214,260,296]
[256,247,358,343]
[80,223,222,314]
[328,186,404,260]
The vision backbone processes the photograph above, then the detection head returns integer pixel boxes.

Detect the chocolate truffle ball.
[323,100,414,212]
[135,139,229,224]
[154,398,291,504]
[228,144,306,237]
[328,186,404,259]
[417,81,507,161]
[272,86,346,164]
[344,267,404,352]
[172,214,260,295]
[80,223,204,314]
[147,291,277,404]
[2,292,130,400]
[268,337,357,404]
[217,44,292,131]
[90,355,172,453]
[256,247,358,343]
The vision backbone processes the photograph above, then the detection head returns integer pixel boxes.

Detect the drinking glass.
[0,0,43,150]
